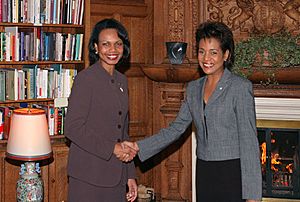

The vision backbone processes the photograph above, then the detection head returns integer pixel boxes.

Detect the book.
[0,106,16,139]
[0,70,5,101]
[20,31,25,61]
[0,109,3,139]
[0,32,6,61]
[50,63,62,97]
[12,0,18,23]
[2,0,8,23]
[7,0,11,22]
[17,69,25,100]
[57,107,66,135]
[5,68,18,100]
[0,107,8,139]
[34,0,40,23]
[48,32,56,61]
[5,26,19,61]
[40,0,47,23]
[48,105,55,136]
[19,0,24,22]
[47,68,55,98]
[22,64,38,99]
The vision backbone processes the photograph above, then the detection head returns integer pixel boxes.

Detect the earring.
[95,50,98,54]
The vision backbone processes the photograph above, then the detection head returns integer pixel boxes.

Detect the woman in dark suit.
[123,21,262,202]
[65,18,137,202]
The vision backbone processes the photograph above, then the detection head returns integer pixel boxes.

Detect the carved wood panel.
[89,1,153,64]
[151,82,192,202]
[203,0,300,40]
[153,0,200,63]
[198,0,300,97]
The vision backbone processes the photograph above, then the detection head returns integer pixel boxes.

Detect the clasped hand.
[113,141,139,162]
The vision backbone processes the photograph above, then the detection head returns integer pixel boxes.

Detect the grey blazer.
[137,68,262,200]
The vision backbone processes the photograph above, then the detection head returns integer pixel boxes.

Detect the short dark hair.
[196,21,234,70]
[88,18,130,66]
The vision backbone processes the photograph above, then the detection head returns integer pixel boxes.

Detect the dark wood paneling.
[0,142,69,202]
[89,1,153,64]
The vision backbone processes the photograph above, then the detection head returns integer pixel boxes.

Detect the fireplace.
[258,127,300,199]
[255,97,300,201]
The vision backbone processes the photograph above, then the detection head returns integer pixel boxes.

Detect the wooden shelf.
[254,84,300,98]
[0,60,84,66]
[0,23,84,28]
[0,98,53,104]
[140,63,201,83]
[242,66,300,84]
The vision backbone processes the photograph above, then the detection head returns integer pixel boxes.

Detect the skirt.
[196,158,245,202]
[67,177,127,202]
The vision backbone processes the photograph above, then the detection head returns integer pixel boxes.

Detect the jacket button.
[111,79,115,83]
[119,111,122,115]
[118,124,121,129]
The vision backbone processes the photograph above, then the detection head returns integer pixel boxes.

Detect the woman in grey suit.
[65,18,137,202]
[123,21,262,202]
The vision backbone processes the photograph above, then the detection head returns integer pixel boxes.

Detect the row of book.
[0,27,84,62]
[0,102,67,140]
[0,0,85,25]
[0,64,77,101]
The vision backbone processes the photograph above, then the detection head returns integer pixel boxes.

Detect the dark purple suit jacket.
[65,61,136,187]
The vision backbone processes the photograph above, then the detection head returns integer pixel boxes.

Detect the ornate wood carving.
[192,0,199,57]
[160,83,185,115]
[206,0,300,37]
[168,0,185,42]
[157,83,191,202]
[165,159,184,200]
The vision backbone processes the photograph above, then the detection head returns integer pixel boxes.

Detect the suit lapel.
[194,78,206,129]
[206,68,232,106]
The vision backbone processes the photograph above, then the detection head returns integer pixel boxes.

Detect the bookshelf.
[0,0,89,141]
[0,0,90,201]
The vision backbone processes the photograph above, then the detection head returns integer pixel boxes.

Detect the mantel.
[140,64,201,83]
[245,66,300,84]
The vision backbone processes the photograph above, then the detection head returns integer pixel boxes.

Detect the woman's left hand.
[127,179,138,202]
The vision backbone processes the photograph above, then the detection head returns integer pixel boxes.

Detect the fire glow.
[261,141,294,174]
[260,139,294,188]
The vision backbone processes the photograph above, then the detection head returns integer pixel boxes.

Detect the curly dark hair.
[196,21,234,70]
[88,18,130,66]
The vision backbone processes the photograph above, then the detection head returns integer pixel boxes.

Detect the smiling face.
[198,37,229,77]
[94,28,124,71]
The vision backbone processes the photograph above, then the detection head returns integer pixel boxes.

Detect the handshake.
[113,141,140,162]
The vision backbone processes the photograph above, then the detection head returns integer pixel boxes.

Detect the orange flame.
[286,163,293,173]
[261,142,267,165]
[271,153,282,171]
